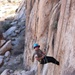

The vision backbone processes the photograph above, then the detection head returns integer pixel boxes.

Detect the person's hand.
[41,55,45,59]
[43,51,46,55]
[36,57,39,61]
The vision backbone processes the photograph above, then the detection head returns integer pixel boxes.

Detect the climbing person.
[32,43,59,65]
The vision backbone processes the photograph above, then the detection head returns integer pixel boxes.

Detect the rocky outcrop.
[24,0,75,75]
[0,18,25,74]
[0,0,25,74]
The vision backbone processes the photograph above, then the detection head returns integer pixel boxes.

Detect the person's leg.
[46,56,59,65]
[40,56,52,64]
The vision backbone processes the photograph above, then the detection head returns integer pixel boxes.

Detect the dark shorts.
[40,56,49,64]
[40,56,59,65]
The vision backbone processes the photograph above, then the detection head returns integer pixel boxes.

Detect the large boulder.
[3,26,17,38]
[1,69,11,75]
[0,40,12,55]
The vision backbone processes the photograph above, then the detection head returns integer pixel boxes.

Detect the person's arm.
[42,51,46,55]
[40,50,46,56]
[35,55,44,61]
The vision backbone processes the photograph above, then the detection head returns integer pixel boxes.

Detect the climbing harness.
[44,56,48,64]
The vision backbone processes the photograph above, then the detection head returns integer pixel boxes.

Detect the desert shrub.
[2,24,11,31]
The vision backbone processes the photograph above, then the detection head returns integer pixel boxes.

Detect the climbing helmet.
[33,43,40,48]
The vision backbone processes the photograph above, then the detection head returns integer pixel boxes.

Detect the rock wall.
[24,0,75,75]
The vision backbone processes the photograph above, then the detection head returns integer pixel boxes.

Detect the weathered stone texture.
[24,0,75,75]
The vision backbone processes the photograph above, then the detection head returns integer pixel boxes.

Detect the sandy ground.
[0,1,21,20]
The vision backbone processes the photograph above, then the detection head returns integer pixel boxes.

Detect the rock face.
[24,0,75,75]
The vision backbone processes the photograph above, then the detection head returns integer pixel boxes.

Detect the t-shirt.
[32,49,44,62]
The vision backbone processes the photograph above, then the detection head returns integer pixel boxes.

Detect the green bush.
[2,24,11,31]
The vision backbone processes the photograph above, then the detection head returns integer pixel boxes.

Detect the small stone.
[4,62,8,66]
[14,59,20,64]
[13,70,20,75]
[0,55,4,59]
[1,69,10,75]
[21,70,26,75]
[15,30,20,34]
[11,38,15,41]
[5,57,10,62]
[10,21,17,25]
[11,33,17,37]
[9,70,13,73]
[8,62,12,66]
[4,51,11,58]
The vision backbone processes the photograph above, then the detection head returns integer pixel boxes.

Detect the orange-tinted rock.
[24,0,75,75]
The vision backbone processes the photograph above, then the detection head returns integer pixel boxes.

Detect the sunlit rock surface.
[24,0,75,75]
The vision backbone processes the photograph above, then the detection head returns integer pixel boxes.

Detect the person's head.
[33,43,40,50]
